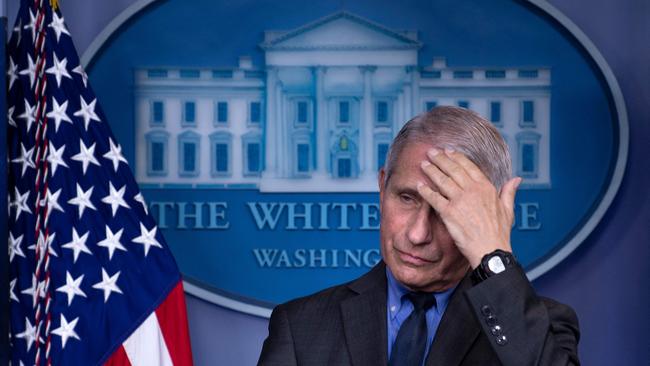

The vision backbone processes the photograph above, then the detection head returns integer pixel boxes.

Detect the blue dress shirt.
[386,267,456,365]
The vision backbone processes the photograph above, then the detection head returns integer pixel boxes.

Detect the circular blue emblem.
[84,0,627,317]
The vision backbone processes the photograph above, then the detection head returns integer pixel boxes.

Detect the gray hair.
[383,106,512,190]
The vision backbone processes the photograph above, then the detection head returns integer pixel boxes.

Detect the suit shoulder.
[277,280,355,318]
[276,263,385,316]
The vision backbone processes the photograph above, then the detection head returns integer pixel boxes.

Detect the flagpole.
[0,0,10,364]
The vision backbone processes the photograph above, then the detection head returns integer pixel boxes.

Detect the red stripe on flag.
[155,281,194,366]
[103,345,132,366]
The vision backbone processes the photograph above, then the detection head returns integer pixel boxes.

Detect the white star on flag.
[17,99,36,132]
[15,317,42,352]
[46,98,73,132]
[97,226,127,260]
[18,53,37,88]
[73,96,100,130]
[92,268,123,303]
[7,57,18,90]
[134,192,149,215]
[48,11,70,42]
[11,142,35,177]
[47,143,69,176]
[21,274,40,308]
[10,278,19,302]
[51,314,81,349]
[103,138,128,171]
[11,187,32,220]
[132,223,163,257]
[56,271,87,306]
[8,105,17,127]
[12,18,22,44]
[23,8,38,43]
[61,227,92,263]
[28,232,58,258]
[45,188,65,220]
[72,65,88,88]
[71,140,100,174]
[102,182,130,216]
[45,53,72,87]
[67,183,96,218]
[9,232,26,262]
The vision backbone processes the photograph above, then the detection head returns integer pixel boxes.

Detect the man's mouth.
[395,248,434,266]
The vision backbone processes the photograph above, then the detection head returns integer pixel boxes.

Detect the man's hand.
[416,148,521,268]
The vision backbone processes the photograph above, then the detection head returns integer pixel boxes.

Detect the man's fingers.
[445,150,489,183]
[426,148,472,188]
[421,160,460,199]
[417,182,448,213]
[499,177,522,214]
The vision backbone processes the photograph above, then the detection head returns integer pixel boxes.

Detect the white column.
[360,66,376,179]
[282,93,289,177]
[403,81,412,126]
[275,80,285,177]
[409,66,420,116]
[264,67,277,177]
[314,66,328,177]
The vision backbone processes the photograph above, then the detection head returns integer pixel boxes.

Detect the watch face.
[487,256,506,274]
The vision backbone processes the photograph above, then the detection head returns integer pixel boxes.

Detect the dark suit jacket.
[258,262,580,366]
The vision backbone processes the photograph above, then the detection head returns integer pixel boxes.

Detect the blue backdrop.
[4,0,649,365]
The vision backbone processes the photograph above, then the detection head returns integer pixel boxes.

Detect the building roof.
[259,11,422,51]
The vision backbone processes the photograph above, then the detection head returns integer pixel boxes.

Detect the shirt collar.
[386,266,457,320]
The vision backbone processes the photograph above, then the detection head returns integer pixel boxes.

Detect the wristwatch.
[471,249,516,284]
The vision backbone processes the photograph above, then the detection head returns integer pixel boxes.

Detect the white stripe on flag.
[122,312,173,366]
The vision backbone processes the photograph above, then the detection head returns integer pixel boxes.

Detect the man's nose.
[406,205,433,245]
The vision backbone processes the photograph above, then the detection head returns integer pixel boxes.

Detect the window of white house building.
[210,132,232,177]
[145,131,169,177]
[151,100,164,125]
[242,133,262,176]
[183,101,196,125]
[516,131,540,178]
[247,143,261,175]
[339,101,350,123]
[521,100,535,127]
[249,101,262,125]
[296,143,310,174]
[332,135,358,179]
[215,101,228,124]
[296,100,309,125]
[457,100,470,109]
[490,101,502,125]
[338,158,352,178]
[375,100,391,126]
[178,131,200,177]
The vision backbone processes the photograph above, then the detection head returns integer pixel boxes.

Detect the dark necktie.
[389,292,437,366]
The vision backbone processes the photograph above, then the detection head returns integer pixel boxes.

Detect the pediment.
[261,12,421,51]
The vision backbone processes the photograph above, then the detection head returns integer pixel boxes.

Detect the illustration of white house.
[134,11,551,192]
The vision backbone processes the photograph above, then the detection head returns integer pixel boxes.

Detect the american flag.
[7,1,193,365]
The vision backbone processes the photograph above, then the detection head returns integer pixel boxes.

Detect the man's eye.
[399,194,415,204]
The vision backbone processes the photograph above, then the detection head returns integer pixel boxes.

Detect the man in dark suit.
[258,106,580,366]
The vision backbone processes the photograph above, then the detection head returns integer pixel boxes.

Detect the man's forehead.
[395,142,436,168]
[388,142,436,187]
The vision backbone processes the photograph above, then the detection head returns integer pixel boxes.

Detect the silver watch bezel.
[487,255,506,274]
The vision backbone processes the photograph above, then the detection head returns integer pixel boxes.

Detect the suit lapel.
[425,273,480,366]
[341,263,388,366]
